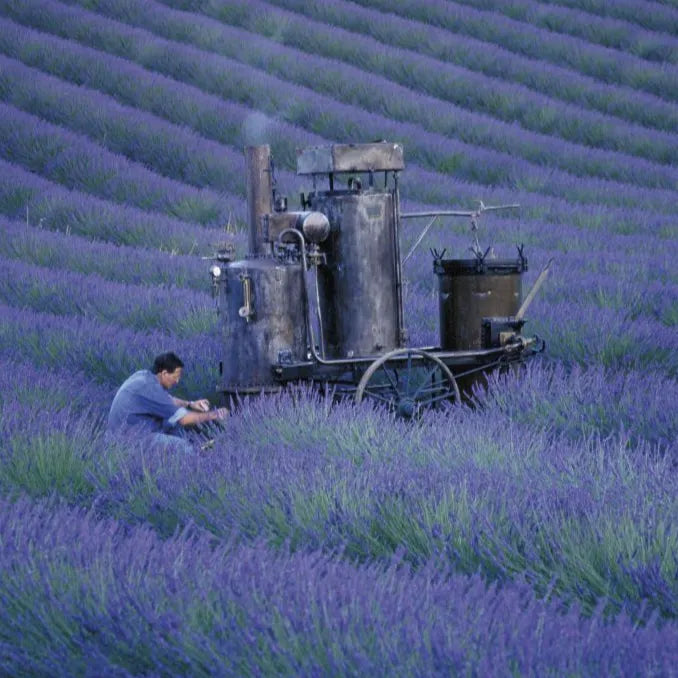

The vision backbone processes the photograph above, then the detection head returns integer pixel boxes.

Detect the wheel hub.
[397,397,417,418]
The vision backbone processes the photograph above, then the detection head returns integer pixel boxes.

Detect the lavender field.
[0,0,677,675]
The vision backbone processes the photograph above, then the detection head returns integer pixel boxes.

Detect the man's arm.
[172,397,210,412]
[177,407,229,427]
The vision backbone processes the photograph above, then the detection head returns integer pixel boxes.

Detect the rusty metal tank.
[297,142,406,359]
[434,256,527,351]
[309,189,400,358]
[216,256,307,393]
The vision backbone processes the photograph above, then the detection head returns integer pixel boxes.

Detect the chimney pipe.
[245,145,273,256]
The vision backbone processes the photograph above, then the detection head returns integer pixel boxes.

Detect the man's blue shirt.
[107,370,188,434]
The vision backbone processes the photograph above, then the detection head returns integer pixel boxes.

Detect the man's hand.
[210,407,229,421]
[189,398,211,412]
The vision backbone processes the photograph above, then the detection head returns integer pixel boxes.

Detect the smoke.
[242,111,274,147]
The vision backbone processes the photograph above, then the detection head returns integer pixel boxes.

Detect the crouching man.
[107,352,228,453]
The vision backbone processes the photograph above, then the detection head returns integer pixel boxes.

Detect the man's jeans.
[149,432,194,454]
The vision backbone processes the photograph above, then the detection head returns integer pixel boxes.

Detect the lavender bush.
[41,0,678,182]
[192,0,678,136]
[0,32,324,174]
[530,0,678,34]
[419,0,678,63]
[343,0,678,94]
[0,101,233,225]
[0,303,219,395]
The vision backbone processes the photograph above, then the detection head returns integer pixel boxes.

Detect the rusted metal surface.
[297,142,404,175]
[434,258,526,351]
[310,190,402,358]
[216,258,307,393]
[245,145,273,256]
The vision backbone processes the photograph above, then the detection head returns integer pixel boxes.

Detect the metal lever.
[515,258,553,321]
[238,274,254,321]
[403,215,437,263]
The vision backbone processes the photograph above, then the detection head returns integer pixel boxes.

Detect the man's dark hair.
[152,352,184,374]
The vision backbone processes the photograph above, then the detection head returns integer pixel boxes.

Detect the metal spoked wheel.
[355,348,461,417]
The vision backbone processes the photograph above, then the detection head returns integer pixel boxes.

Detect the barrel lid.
[433,258,527,275]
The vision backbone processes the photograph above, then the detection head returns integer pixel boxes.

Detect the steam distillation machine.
[208,142,547,416]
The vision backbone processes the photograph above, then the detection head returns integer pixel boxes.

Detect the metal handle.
[238,274,254,321]
[515,258,553,321]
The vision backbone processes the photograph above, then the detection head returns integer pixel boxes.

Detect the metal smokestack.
[245,145,273,256]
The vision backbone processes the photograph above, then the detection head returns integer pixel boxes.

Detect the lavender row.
[474,360,678,452]
[1,37,321,178]
[0,217,239,290]
[0,357,112,501]
[3,14,678,215]
[529,299,678,377]
[247,0,678,131]
[48,0,678,177]
[5,20,677,238]
[0,101,233,226]
[1,353,675,618]
[535,0,678,35]
[0,356,110,415]
[1,498,675,676]
[450,0,678,62]
[0,256,216,337]
[544,271,677,326]
[0,159,236,254]
[0,54,314,192]
[344,0,678,94]
[0,303,219,397]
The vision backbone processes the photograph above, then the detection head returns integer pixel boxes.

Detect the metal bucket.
[434,258,526,351]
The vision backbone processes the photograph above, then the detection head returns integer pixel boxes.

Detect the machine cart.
[208,143,548,417]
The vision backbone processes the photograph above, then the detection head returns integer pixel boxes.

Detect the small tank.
[216,257,307,393]
[434,256,527,351]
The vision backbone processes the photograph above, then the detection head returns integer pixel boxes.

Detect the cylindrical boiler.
[434,258,526,351]
[216,257,307,393]
[309,189,401,358]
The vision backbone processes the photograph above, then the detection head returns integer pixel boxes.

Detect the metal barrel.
[434,258,526,351]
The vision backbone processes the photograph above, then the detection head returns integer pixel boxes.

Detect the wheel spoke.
[427,392,456,405]
[379,364,399,393]
[404,351,413,395]
[362,390,395,404]
[412,364,442,399]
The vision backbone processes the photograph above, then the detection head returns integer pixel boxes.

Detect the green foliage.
[0,430,94,501]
